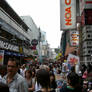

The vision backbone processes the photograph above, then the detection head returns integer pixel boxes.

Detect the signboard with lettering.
[70,31,79,46]
[0,40,19,52]
[60,0,76,30]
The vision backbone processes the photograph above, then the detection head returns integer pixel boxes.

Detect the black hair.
[71,66,75,72]
[49,72,56,82]
[49,72,57,89]
[8,58,19,67]
[36,69,50,88]
[67,72,79,88]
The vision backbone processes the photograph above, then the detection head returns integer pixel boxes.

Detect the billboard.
[70,30,79,46]
[67,54,79,66]
[60,0,76,30]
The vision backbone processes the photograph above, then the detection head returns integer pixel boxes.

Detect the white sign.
[67,54,79,66]
[60,0,76,30]
[70,31,79,46]
[0,50,4,65]
[0,40,19,52]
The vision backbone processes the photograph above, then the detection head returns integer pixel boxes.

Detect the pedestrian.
[25,69,35,92]
[35,69,54,92]
[49,72,57,92]
[2,58,28,92]
[82,80,88,92]
[60,72,82,92]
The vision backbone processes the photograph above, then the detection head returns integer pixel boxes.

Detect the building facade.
[0,0,31,64]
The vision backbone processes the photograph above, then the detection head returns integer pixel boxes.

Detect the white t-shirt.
[35,81,42,91]
[0,75,2,82]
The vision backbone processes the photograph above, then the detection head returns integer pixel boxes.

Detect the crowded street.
[0,0,92,92]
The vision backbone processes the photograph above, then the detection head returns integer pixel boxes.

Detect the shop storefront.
[0,39,24,65]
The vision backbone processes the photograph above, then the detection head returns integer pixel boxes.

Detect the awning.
[4,50,24,57]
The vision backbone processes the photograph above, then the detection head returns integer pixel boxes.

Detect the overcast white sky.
[6,0,62,48]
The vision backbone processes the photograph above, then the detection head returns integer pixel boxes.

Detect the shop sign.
[0,50,4,65]
[70,31,79,46]
[0,40,19,52]
[80,0,92,15]
[60,0,76,30]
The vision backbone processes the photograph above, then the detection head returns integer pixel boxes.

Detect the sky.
[6,0,62,48]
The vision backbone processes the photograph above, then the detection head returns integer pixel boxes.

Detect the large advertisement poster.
[0,50,4,65]
[60,0,76,30]
[67,53,79,66]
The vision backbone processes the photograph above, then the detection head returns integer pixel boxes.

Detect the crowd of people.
[0,57,92,92]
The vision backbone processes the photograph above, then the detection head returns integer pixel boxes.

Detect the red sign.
[86,1,92,4]
[81,9,92,26]
[60,0,76,30]
[65,0,72,26]
[30,45,36,50]
[80,0,92,15]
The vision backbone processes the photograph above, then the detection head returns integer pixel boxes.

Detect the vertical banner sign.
[60,0,76,30]
[0,50,4,65]
[70,30,79,46]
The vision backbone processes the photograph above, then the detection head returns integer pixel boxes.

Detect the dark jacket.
[60,85,77,92]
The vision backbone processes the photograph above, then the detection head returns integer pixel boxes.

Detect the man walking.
[2,58,28,92]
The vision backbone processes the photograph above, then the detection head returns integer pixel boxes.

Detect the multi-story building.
[21,16,39,41]
[21,16,40,56]
[21,16,51,62]
[0,0,31,64]
[60,0,92,66]
[80,0,92,64]
[60,0,80,68]
[39,30,50,62]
